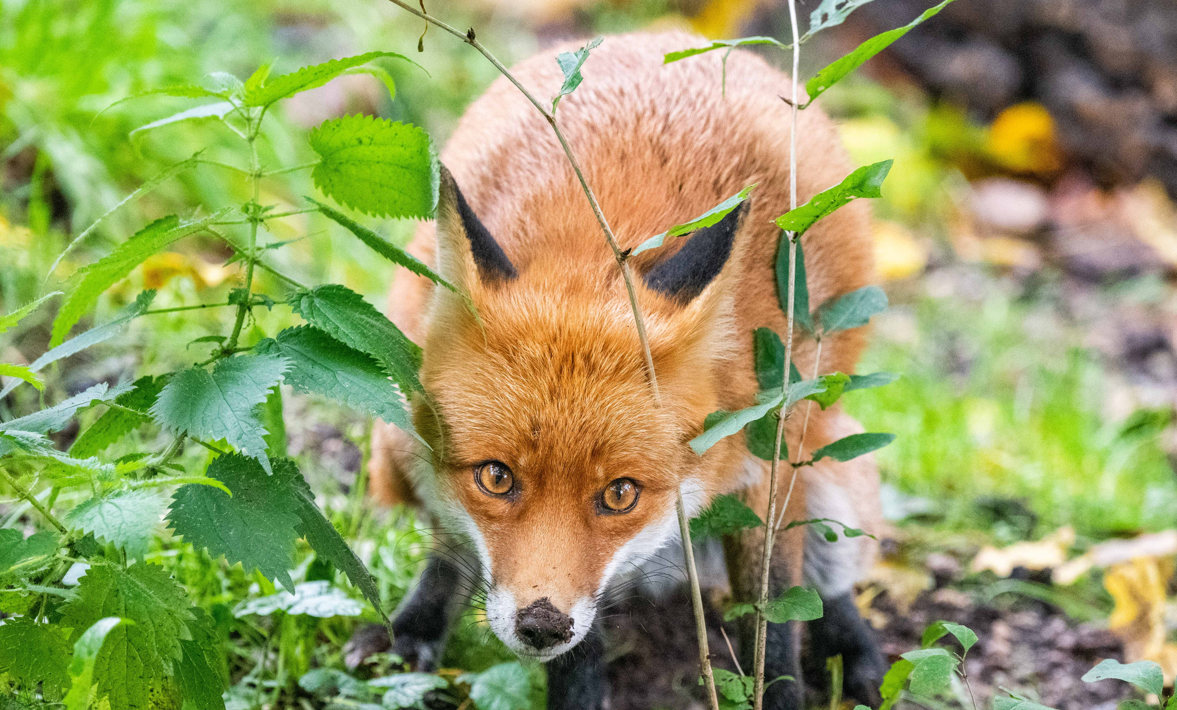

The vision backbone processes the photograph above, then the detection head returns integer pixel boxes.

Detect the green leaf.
[664,36,787,64]
[71,375,167,458]
[810,432,895,463]
[60,563,195,710]
[175,607,228,710]
[370,673,447,707]
[301,668,375,700]
[62,617,127,710]
[309,115,438,219]
[0,291,61,335]
[234,580,364,618]
[309,198,457,293]
[256,326,422,445]
[150,354,289,474]
[0,381,134,435]
[764,586,823,623]
[0,363,42,391]
[0,618,72,696]
[690,494,762,541]
[458,662,532,710]
[260,384,286,458]
[753,328,803,392]
[900,649,957,697]
[631,185,755,256]
[0,291,156,399]
[807,0,879,37]
[1082,659,1165,698]
[0,431,115,481]
[130,102,236,138]
[712,668,754,709]
[805,0,959,102]
[784,518,870,541]
[774,161,891,238]
[52,214,219,346]
[65,489,166,561]
[804,372,851,410]
[936,621,977,655]
[690,391,783,456]
[993,695,1059,710]
[167,453,301,591]
[723,602,757,621]
[817,285,888,335]
[243,52,417,107]
[776,237,812,332]
[552,37,602,112]
[745,407,785,461]
[288,285,421,394]
[879,658,914,710]
[845,372,899,392]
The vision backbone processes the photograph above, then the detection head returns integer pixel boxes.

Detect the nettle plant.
[0,54,455,709]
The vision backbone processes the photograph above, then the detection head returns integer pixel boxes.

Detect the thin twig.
[142,301,234,316]
[775,337,822,533]
[0,468,68,534]
[721,626,746,677]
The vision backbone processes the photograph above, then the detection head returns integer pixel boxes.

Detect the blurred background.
[2,0,1176,708]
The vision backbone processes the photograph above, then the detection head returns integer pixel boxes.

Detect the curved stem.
[0,468,67,535]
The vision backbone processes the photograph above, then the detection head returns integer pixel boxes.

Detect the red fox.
[368,30,885,709]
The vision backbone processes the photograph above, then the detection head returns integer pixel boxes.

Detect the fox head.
[411,166,749,660]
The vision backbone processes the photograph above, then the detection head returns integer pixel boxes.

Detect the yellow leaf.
[690,0,763,38]
[987,102,1062,175]
[873,220,928,280]
[1104,557,1177,684]
[863,561,932,614]
[970,526,1075,577]
[140,252,232,290]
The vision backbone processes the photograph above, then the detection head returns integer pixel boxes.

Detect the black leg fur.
[806,592,886,707]
[391,555,468,671]
[546,622,607,710]
[762,620,805,710]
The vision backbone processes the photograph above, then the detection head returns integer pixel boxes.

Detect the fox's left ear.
[642,201,747,304]
[434,164,517,292]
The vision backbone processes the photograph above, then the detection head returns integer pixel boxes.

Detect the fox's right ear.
[435,165,517,291]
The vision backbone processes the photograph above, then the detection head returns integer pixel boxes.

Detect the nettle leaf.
[631,185,755,256]
[151,354,289,474]
[130,102,235,138]
[552,36,602,112]
[309,114,438,219]
[900,648,957,697]
[167,452,302,591]
[0,381,134,435]
[0,431,116,481]
[51,214,218,346]
[0,618,72,696]
[458,662,532,710]
[775,161,891,238]
[817,285,888,335]
[807,0,879,37]
[776,238,812,333]
[806,0,958,102]
[879,658,914,710]
[234,580,364,618]
[805,372,851,410]
[176,607,228,710]
[753,328,802,392]
[690,494,762,541]
[1,290,156,399]
[62,617,126,710]
[1082,659,1165,698]
[71,375,167,459]
[811,432,895,463]
[256,326,422,445]
[288,285,421,394]
[60,563,195,710]
[845,371,899,392]
[244,52,416,107]
[370,672,447,707]
[65,489,166,561]
[0,363,42,391]
[764,586,823,623]
[664,36,787,64]
[0,291,60,335]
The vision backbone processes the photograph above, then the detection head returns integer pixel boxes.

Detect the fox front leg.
[391,550,477,670]
[545,621,607,710]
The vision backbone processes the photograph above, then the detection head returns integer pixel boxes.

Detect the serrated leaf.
[176,607,228,710]
[764,586,823,623]
[775,161,891,238]
[1,290,156,399]
[552,37,602,112]
[0,381,134,435]
[256,326,422,445]
[776,238,813,332]
[60,563,195,710]
[371,673,447,707]
[0,291,61,335]
[244,52,416,107]
[663,36,787,64]
[0,363,42,391]
[234,580,363,618]
[845,372,899,392]
[807,0,879,37]
[150,354,289,474]
[0,430,116,481]
[811,432,895,463]
[817,285,888,335]
[805,0,958,102]
[52,214,219,346]
[805,373,851,410]
[0,618,72,696]
[310,115,437,219]
[288,285,421,393]
[458,662,532,710]
[167,453,301,590]
[130,102,235,138]
[690,494,762,541]
[309,198,456,293]
[66,489,166,561]
[879,658,914,710]
[1081,659,1165,698]
[632,185,755,256]
[71,375,167,458]
[62,617,127,710]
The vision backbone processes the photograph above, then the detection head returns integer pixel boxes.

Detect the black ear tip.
[643,198,747,303]
[439,165,518,282]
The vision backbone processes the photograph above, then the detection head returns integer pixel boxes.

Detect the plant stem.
[0,468,68,534]
[195,158,252,175]
[226,114,264,353]
[262,161,319,176]
[142,301,234,316]
[775,337,822,533]
[205,227,310,291]
[754,1,801,707]
[381,2,715,705]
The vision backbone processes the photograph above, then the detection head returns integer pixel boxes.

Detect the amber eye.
[474,461,515,497]
[600,478,640,513]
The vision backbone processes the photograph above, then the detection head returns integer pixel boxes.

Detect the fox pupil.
[476,461,514,496]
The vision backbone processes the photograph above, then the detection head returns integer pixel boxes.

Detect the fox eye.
[475,461,514,497]
[600,478,640,513]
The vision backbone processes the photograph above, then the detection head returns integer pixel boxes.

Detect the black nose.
[515,597,574,650]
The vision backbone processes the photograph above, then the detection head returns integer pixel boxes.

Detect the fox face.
[409,167,749,660]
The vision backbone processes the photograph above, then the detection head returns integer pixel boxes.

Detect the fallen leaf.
[863,560,933,614]
[970,526,1075,577]
[1118,179,1177,268]
[874,220,928,280]
[987,102,1062,175]
[1055,530,1177,585]
[1104,557,1177,685]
